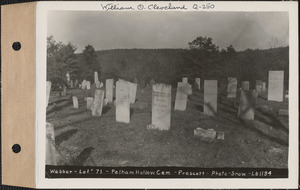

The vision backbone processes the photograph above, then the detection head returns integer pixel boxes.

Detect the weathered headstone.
[129,82,137,104]
[92,90,105,116]
[241,81,249,91]
[204,80,218,116]
[262,82,266,92]
[94,71,99,84]
[195,78,200,90]
[81,80,87,89]
[86,97,94,110]
[72,96,79,109]
[227,77,237,98]
[116,80,130,123]
[86,81,91,90]
[238,90,258,120]
[152,84,172,130]
[75,79,78,88]
[268,71,284,102]
[46,81,51,107]
[46,123,57,165]
[174,82,189,111]
[182,77,188,83]
[255,80,263,92]
[105,79,114,103]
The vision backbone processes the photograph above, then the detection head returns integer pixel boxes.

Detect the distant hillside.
[76,46,289,89]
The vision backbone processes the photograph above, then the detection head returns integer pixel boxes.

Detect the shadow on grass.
[255,110,289,133]
[194,105,203,112]
[102,106,112,115]
[56,129,78,147]
[71,147,95,166]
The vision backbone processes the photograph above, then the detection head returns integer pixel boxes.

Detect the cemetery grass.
[47,87,288,168]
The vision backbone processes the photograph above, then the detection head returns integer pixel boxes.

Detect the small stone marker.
[152,83,172,130]
[227,77,237,98]
[279,109,288,116]
[46,123,57,165]
[105,79,114,103]
[174,82,189,111]
[195,78,200,90]
[129,82,137,104]
[204,80,218,116]
[262,82,266,92]
[216,131,225,140]
[255,80,263,92]
[86,97,94,110]
[268,71,284,102]
[81,80,87,89]
[116,80,130,123]
[238,90,258,120]
[86,81,91,90]
[241,81,249,91]
[92,90,105,116]
[72,96,79,109]
[182,77,188,83]
[194,127,216,143]
[46,81,51,107]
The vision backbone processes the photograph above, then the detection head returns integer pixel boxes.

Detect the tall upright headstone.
[92,90,105,116]
[152,84,172,130]
[82,80,87,89]
[262,82,266,92]
[255,80,263,92]
[129,82,137,104]
[46,81,51,107]
[227,77,237,98]
[268,71,284,102]
[86,81,91,90]
[116,80,130,123]
[86,97,94,110]
[72,96,79,109]
[46,123,57,165]
[106,79,114,103]
[195,78,200,90]
[94,71,99,84]
[174,82,189,111]
[204,80,218,116]
[238,90,258,120]
[241,81,249,91]
[182,77,188,83]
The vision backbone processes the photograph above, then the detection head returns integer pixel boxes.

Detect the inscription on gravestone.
[268,71,284,102]
[238,90,258,120]
[152,84,172,130]
[227,77,237,98]
[116,80,130,123]
[174,82,189,111]
[92,90,105,116]
[204,80,218,116]
[105,79,114,103]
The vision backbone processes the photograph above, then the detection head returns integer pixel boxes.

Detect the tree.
[82,45,99,79]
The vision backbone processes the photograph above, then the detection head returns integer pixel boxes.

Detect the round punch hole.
[12,42,21,51]
[12,144,21,153]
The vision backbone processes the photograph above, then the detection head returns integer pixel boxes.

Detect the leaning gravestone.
[268,71,284,102]
[174,82,189,111]
[238,90,258,120]
[129,82,137,104]
[195,78,200,90]
[81,80,87,89]
[92,89,105,116]
[152,83,172,130]
[255,80,263,92]
[86,97,94,110]
[86,81,91,90]
[262,82,266,92]
[72,96,79,109]
[46,122,57,165]
[227,77,237,98]
[204,80,218,116]
[182,77,188,83]
[105,79,114,103]
[241,81,249,90]
[46,81,51,107]
[116,80,130,123]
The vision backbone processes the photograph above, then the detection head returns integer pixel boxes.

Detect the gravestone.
[182,77,188,83]
[262,82,266,92]
[86,81,91,90]
[268,71,284,102]
[70,80,74,88]
[46,123,57,165]
[195,78,200,90]
[152,83,172,130]
[94,71,99,84]
[46,81,51,107]
[227,77,237,98]
[187,84,192,95]
[72,96,79,109]
[116,80,130,123]
[174,82,189,111]
[89,83,96,98]
[255,80,263,92]
[79,84,82,88]
[92,90,105,116]
[238,90,258,120]
[86,97,94,110]
[105,79,114,103]
[241,81,249,91]
[129,82,137,104]
[150,79,155,87]
[66,71,70,82]
[81,80,87,89]
[75,79,78,88]
[204,80,218,116]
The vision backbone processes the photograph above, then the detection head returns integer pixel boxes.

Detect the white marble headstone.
[92,90,105,116]
[174,82,189,111]
[105,79,114,103]
[72,96,79,109]
[116,80,130,123]
[268,71,284,102]
[227,77,237,98]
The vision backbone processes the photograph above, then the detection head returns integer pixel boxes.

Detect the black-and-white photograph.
[45,8,290,179]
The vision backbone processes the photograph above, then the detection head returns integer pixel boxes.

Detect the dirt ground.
[46,86,288,168]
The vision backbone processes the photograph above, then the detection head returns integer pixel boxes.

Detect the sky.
[48,11,289,53]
